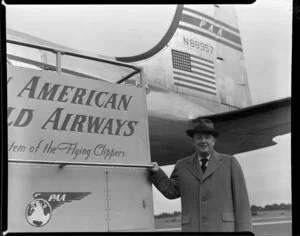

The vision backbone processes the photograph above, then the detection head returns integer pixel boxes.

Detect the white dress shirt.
[198,154,211,167]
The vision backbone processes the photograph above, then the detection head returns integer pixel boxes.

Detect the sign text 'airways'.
[41,108,139,136]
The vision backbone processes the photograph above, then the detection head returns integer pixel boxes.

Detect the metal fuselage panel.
[137,5,251,114]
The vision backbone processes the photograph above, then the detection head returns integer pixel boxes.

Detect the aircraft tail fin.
[118,5,252,109]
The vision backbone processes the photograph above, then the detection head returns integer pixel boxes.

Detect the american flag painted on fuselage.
[171,49,216,96]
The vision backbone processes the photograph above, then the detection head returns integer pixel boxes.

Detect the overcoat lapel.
[185,153,203,181]
[201,151,222,181]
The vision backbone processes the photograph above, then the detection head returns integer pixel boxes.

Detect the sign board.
[7,65,150,165]
[7,65,154,232]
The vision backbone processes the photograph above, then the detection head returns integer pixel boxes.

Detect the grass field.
[155,210,292,236]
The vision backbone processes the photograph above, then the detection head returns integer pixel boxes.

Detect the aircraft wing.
[203,97,291,155]
[150,97,291,166]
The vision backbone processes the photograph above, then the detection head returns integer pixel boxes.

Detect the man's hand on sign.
[149,162,160,172]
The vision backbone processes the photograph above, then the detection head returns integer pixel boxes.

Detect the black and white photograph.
[3,1,292,235]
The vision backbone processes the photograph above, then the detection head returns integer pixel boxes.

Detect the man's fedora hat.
[186,118,219,138]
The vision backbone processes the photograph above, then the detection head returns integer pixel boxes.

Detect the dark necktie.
[201,158,208,173]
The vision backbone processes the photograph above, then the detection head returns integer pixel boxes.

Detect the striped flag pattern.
[171,49,216,96]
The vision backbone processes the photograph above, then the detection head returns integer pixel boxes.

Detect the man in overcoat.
[149,118,252,232]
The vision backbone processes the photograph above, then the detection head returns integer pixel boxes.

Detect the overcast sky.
[5,0,292,214]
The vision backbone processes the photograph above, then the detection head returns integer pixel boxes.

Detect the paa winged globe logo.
[26,199,52,227]
[25,192,91,227]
